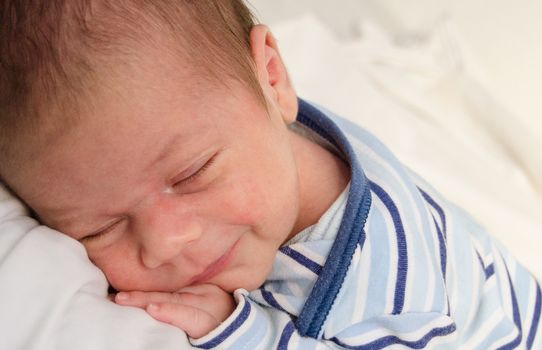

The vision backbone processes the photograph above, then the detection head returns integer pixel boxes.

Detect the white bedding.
[1,14,541,350]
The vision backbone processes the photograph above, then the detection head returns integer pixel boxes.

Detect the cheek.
[217,178,267,225]
[218,171,298,236]
[89,242,142,291]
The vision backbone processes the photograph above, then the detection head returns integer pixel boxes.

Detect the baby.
[0,1,540,349]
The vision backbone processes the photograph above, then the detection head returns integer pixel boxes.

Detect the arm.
[124,287,457,349]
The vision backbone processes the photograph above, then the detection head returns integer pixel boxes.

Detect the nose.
[134,198,203,269]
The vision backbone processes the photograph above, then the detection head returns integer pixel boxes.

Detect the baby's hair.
[0,0,264,172]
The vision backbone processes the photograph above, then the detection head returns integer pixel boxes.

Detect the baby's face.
[13,64,301,293]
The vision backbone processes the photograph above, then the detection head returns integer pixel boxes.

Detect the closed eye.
[172,152,217,187]
[80,219,123,243]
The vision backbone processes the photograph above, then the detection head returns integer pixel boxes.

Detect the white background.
[249,0,542,135]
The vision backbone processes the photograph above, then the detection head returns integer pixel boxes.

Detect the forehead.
[14,65,263,213]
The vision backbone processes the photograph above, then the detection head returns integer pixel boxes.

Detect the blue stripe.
[431,215,447,281]
[485,264,495,279]
[261,288,287,313]
[330,323,456,349]
[295,99,372,338]
[475,250,495,280]
[475,250,484,268]
[419,188,448,282]
[418,188,446,241]
[370,181,408,315]
[527,282,542,349]
[277,321,295,350]
[195,297,252,349]
[496,261,523,350]
[279,246,323,275]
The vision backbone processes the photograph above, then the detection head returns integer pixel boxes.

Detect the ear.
[249,25,298,124]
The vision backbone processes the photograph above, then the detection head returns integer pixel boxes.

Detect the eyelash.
[173,154,216,187]
[81,220,122,243]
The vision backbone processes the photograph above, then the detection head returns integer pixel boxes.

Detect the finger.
[116,290,228,320]
[115,291,203,308]
[146,302,218,339]
[177,283,221,295]
[180,286,236,319]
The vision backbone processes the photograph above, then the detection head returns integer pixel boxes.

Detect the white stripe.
[284,280,305,300]
[372,197,399,315]
[288,244,326,266]
[493,248,514,318]
[217,297,259,349]
[460,277,496,346]
[461,305,503,349]
[271,287,302,315]
[532,324,542,349]
[352,240,371,324]
[260,316,276,350]
[486,323,520,350]
[445,203,462,320]
[315,340,332,350]
[459,246,486,335]
[521,278,538,349]
[275,251,319,280]
[285,326,299,349]
[338,314,454,345]
[422,202,441,312]
[483,253,495,269]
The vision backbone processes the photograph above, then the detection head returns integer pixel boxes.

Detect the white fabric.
[0,185,192,350]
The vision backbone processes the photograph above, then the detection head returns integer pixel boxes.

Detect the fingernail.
[116,292,129,301]
[148,303,160,312]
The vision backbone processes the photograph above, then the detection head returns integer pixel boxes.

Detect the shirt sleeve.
[188,289,339,349]
[189,289,457,349]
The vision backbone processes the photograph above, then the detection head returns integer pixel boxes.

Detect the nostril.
[184,236,197,247]
[180,221,204,243]
[140,249,163,269]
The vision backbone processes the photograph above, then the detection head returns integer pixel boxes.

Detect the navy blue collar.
[294,98,372,338]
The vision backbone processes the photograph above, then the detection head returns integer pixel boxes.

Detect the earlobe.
[249,25,298,124]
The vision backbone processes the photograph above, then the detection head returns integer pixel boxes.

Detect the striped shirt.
[190,99,541,349]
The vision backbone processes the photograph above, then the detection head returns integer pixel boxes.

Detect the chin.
[218,267,269,293]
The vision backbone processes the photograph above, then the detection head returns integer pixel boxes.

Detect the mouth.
[189,239,239,285]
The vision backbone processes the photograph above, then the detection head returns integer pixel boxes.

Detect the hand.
[114,283,236,339]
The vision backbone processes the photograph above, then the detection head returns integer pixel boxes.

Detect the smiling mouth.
[189,239,239,285]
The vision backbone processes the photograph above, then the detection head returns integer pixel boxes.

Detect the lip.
[189,239,239,285]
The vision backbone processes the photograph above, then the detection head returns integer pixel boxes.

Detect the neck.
[287,128,351,238]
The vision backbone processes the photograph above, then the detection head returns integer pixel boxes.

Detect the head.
[0,0,301,292]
